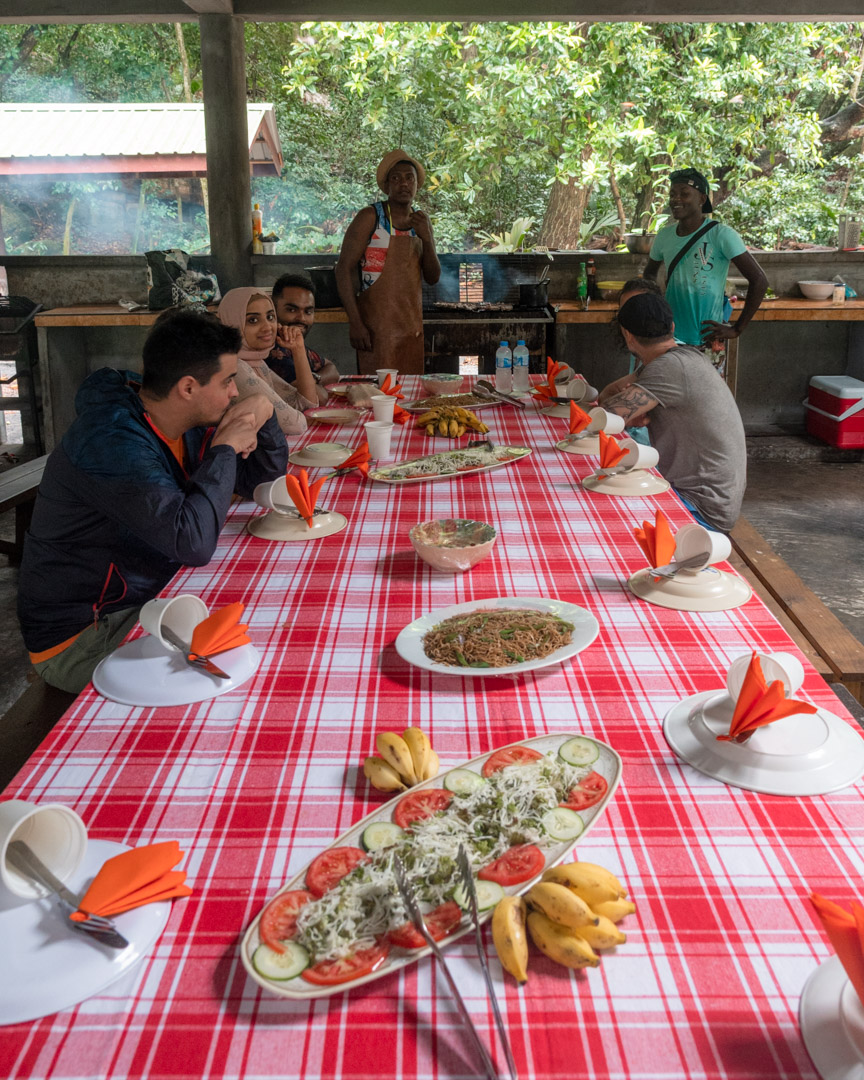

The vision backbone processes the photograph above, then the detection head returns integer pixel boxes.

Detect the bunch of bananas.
[414,406,489,439]
[363,728,439,792]
[492,861,635,983]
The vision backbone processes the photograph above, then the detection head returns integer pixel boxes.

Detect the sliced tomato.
[305,846,368,899]
[301,942,390,986]
[478,844,545,887]
[393,788,453,830]
[387,900,463,950]
[258,889,315,953]
[561,771,608,811]
[482,745,543,778]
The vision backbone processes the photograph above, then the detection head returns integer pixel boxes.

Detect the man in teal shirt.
[644,169,766,359]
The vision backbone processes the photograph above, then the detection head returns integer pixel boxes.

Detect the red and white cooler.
[805,374,864,448]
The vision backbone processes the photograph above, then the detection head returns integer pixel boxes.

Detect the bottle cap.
[499,341,508,347]
[517,340,525,345]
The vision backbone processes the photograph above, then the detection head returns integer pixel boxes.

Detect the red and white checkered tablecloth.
[3,377,862,1080]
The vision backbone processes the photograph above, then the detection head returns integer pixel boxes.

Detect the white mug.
[726,651,805,702]
[619,438,660,472]
[139,594,209,649]
[0,800,88,900]
[673,522,732,572]
[587,407,626,435]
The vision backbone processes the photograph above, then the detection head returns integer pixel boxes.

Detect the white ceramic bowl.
[409,518,496,573]
[421,373,465,396]
[798,281,834,300]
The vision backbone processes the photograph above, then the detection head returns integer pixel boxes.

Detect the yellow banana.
[479,422,489,434]
[542,862,626,903]
[416,411,436,425]
[571,915,626,951]
[402,727,431,780]
[527,911,599,969]
[592,898,636,924]
[448,419,459,437]
[456,423,466,437]
[422,748,440,781]
[438,419,449,436]
[426,423,435,436]
[526,881,598,931]
[375,732,417,785]
[492,896,529,983]
[363,756,407,792]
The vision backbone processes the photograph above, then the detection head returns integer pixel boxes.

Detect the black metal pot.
[305,265,341,309]
[518,281,549,308]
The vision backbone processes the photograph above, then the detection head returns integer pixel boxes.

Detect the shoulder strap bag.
[664,219,719,284]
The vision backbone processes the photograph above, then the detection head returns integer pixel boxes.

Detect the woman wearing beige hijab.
[217,288,317,436]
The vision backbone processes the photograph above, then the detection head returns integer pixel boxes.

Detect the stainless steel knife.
[160,626,230,679]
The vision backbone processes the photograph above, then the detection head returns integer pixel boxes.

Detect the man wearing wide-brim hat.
[336,150,441,374]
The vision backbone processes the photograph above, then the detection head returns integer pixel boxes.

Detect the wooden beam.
[183,0,233,12]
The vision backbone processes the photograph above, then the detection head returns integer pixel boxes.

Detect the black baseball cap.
[669,168,713,213]
[618,293,675,339]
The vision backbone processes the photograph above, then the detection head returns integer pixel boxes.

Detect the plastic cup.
[726,651,805,702]
[0,800,88,900]
[139,594,210,650]
[370,394,396,423]
[673,522,732,573]
[587,407,626,435]
[376,368,399,387]
[253,476,293,514]
[364,420,394,459]
[619,438,660,472]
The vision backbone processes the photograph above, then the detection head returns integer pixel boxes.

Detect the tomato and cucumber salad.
[252,738,612,988]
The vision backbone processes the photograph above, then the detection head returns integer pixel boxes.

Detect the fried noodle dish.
[423,608,575,668]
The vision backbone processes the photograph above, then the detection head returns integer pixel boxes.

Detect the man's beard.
[281,321,309,338]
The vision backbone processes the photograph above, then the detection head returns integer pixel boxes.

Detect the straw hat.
[376,149,426,192]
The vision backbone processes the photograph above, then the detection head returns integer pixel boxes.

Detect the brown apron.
[356,233,425,375]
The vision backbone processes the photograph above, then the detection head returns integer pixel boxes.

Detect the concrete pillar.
[199,14,252,292]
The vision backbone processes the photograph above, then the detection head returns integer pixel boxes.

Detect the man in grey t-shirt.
[597,292,746,532]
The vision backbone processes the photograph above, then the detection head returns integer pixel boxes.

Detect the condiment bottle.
[586,257,597,300]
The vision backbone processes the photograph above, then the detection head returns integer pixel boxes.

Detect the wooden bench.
[731,517,864,704]
[0,455,47,565]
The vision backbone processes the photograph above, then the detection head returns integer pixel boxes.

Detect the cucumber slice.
[558,736,600,767]
[453,878,506,912]
[542,807,584,842]
[252,941,309,981]
[443,768,486,795]
[361,821,405,852]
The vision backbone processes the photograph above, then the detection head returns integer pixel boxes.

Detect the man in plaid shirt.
[267,272,341,403]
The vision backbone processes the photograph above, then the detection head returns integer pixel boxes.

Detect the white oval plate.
[395,596,599,677]
[241,732,622,1000]
[0,839,171,1025]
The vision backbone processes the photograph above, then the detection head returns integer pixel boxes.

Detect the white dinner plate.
[629,566,752,612]
[93,636,259,707]
[663,689,864,796]
[800,956,864,1080]
[556,435,600,456]
[395,596,600,677]
[582,470,671,496]
[241,732,622,1000]
[0,839,171,1025]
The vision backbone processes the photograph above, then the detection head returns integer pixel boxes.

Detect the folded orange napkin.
[716,652,818,743]
[379,374,405,400]
[634,509,676,569]
[810,893,864,1005]
[332,441,370,478]
[569,401,592,435]
[69,841,192,921]
[284,468,328,528]
[598,430,628,470]
[189,601,249,658]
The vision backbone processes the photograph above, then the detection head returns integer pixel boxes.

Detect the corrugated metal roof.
[0,103,278,160]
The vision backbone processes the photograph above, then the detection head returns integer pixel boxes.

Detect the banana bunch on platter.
[414,406,490,439]
[492,861,635,983]
[363,729,439,792]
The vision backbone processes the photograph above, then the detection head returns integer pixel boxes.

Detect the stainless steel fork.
[392,855,500,1080]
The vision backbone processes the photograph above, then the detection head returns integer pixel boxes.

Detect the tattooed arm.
[601,383,659,426]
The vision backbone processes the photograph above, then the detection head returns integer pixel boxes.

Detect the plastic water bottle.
[512,340,530,392]
[495,341,513,393]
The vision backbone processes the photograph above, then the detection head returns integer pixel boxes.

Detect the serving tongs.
[457,846,518,1080]
[7,840,130,950]
[392,855,501,1080]
[474,380,527,410]
[161,626,230,680]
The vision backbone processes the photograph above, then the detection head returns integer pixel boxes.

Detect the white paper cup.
[726,651,805,701]
[376,368,398,388]
[139,594,209,649]
[619,438,660,472]
[553,364,575,385]
[253,476,293,514]
[370,394,396,423]
[673,522,732,572]
[0,800,88,900]
[565,378,598,403]
[364,420,394,459]
[587,407,626,435]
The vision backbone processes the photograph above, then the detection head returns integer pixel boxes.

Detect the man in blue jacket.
[17,309,288,693]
